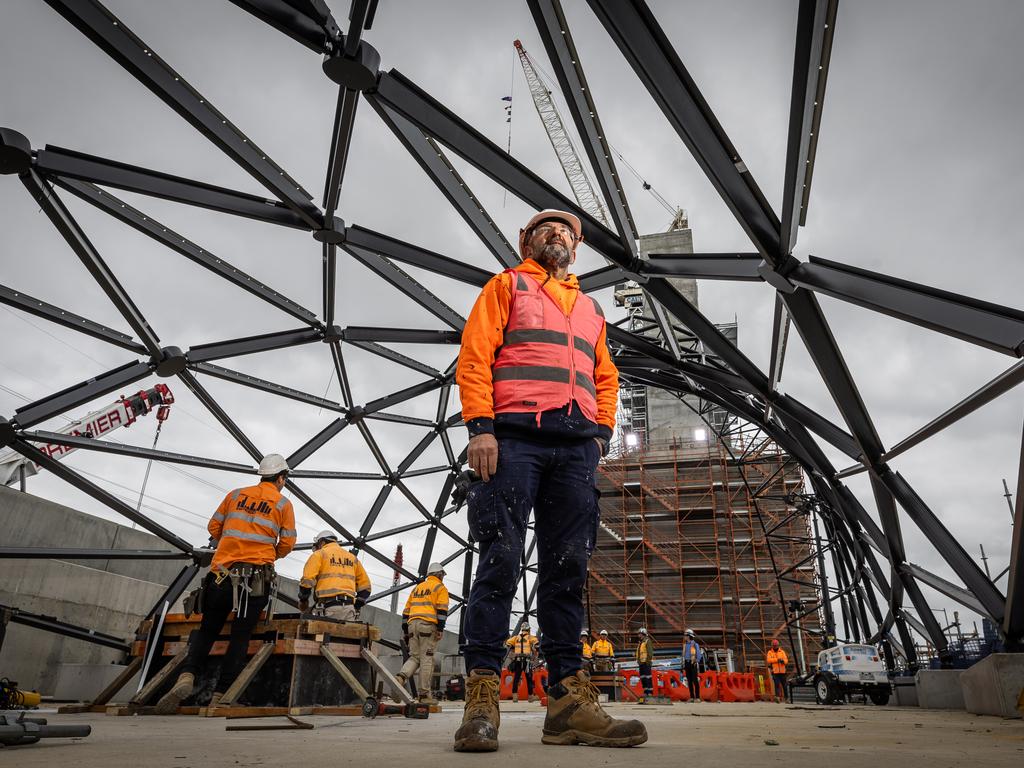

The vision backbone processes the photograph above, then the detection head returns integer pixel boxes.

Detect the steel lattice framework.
[1,0,1022,664]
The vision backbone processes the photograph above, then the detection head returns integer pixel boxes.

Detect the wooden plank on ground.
[130,648,187,705]
[92,656,144,705]
[360,647,414,704]
[159,638,362,658]
[320,644,371,700]
[219,642,275,706]
[141,616,380,642]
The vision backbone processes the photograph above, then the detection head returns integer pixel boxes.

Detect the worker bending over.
[682,629,703,702]
[767,639,789,703]
[455,209,646,751]
[298,530,370,620]
[505,624,539,702]
[591,630,615,673]
[156,454,296,715]
[399,562,449,704]
[580,629,593,673]
[635,628,654,698]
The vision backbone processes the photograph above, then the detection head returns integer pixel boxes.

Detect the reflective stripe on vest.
[492,269,604,422]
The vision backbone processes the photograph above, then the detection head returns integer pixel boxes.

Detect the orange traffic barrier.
[500,667,548,700]
[618,669,645,699]
[657,669,690,701]
[699,670,719,702]
[718,671,756,702]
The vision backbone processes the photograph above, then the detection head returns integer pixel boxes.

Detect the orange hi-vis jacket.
[767,647,789,674]
[582,641,593,659]
[403,575,450,630]
[592,638,615,658]
[456,258,618,430]
[209,481,296,572]
[506,633,539,657]
[299,542,370,603]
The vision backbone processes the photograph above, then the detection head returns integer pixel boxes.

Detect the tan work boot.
[419,692,439,706]
[528,694,539,703]
[453,669,500,752]
[204,691,224,717]
[154,672,194,715]
[542,671,647,747]
[512,692,519,703]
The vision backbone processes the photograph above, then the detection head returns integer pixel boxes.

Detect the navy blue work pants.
[461,436,601,684]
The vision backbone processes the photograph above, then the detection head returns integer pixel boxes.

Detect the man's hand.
[593,436,608,456]
[468,433,499,482]
[435,630,443,641]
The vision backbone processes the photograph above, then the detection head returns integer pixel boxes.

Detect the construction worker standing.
[767,639,789,703]
[682,629,703,702]
[399,562,449,704]
[155,454,296,715]
[505,624,539,702]
[635,628,654,699]
[298,530,370,620]
[580,629,593,673]
[591,630,615,673]
[454,209,646,751]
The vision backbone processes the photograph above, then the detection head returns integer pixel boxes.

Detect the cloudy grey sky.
[1,1,1022,643]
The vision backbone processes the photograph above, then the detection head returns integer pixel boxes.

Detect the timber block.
[914,669,965,710]
[960,654,1024,719]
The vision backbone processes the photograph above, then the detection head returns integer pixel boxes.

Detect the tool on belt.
[183,563,277,620]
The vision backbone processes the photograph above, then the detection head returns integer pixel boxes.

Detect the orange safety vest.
[636,638,653,664]
[592,638,614,658]
[506,633,538,657]
[208,481,296,571]
[299,542,370,601]
[491,269,606,422]
[582,641,593,659]
[403,575,450,627]
[767,648,788,674]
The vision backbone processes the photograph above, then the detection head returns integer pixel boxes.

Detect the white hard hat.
[685,628,695,636]
[580,630,589,636]
[258,454,289,476]
[520,624,530,632]
[518,209,583,258]
[639,627,648,635]
[315,530,338,543]
[427,561,446,576]
[600,630,608,636]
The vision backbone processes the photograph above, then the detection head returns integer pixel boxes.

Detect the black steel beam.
[287,418,348,468]
[640,254,762,281]
[3,604,129,652]
[324,86,360,217]
[578,265,627,292]
[902,562,987,616]
[4,437,193,552]
[227,0,339,54]
[0,282,146,354]
[781,0,837,254]
[187,327,323,363]
[175,370,263,461]
[773,393,862,462]
[586,0,781,264]
[364,376,447,415]
[38,146,311,230]
[288,469,385,480]
[56,179,319,325]
[191,361,344,413]
[345,225,492,287]
[20,169,162,357]
[43,0,323,229]
[790,257,1024,357]
[366,412,436,428]
[348,341,442,379]
[371,103,519,269]
[20,429,255,474]
[0,547,189,560]
[341,326,461,344]
[528,0,638,254]
[12,360,152,429]
[1004,418,1024,643]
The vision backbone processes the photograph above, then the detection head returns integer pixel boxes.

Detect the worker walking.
[580,629,593,673]
[155,454,296,715]
[682,629,703,702]
[298,530,370,620]
[454,209,646,751]
[635,628,654,699]
[767,639,789,703]
[399,562,449,704]
[592,630,615,673]
[505,624,539,702]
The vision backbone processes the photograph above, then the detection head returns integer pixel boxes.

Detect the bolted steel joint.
[322,41,381,90]
[155,346,187,377]
[0,128,32,176]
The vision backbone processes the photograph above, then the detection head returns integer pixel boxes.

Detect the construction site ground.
[10,701,1023,766]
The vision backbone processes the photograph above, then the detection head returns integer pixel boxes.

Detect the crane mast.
[514,39,610,227]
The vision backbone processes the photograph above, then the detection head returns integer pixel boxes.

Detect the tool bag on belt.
[183,563,277,620]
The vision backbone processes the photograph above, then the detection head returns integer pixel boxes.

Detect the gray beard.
[535,243,571,272]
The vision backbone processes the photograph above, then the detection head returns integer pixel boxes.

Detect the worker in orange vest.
[767,639,789,703]
[298,530,371,620]
[505,624,540,702]
[454,210,646,752]
[156,454,297,715]
[580,629,593,673]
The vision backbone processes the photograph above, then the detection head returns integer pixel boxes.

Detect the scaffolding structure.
[589,431,822,672]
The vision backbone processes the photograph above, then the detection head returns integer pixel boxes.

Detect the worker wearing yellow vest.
[767,639,789,703]
[635,628,654,698]
[592,630,615,673]
[298,530,370,621]
[399,562,449,704]
[580,629,593,672]
[505,624,540,702]
[156,454,296,715]
[454,210,645,751]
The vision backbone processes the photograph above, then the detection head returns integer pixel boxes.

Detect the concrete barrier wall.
[961,654,1024,718]
[914,669,965,710]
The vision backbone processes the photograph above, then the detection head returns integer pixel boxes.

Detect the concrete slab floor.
[8,701,1024,767]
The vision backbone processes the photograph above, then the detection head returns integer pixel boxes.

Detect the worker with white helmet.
[156,454,296,715]
[298,530,371,621]
[635,628,654,699]
[682,628,704,702]
[591,629,615,673]
[398,562,449,705]
[454,209,644,751]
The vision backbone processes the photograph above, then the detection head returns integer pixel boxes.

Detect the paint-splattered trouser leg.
[461,437,545,674]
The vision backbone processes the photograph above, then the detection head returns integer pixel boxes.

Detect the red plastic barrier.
[718,671,756,702]
[699,670,719,702]
[500,667,547,700]
[618,669,645,699]
[657,669,690,701]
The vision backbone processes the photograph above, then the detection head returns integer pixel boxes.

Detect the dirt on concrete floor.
[6,701,1023,767]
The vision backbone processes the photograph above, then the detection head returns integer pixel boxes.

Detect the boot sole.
[541,730,648,747]
[454,737,499,753]
[154,685,191,716]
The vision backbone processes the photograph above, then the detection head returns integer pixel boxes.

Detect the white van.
[814,643,891,705]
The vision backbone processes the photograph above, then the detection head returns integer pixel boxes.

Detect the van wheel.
[814,674,837,705]
[868,688,890,706]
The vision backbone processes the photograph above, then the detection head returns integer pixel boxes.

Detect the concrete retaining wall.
[961,654,1024,718]
[915,669,965,709]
